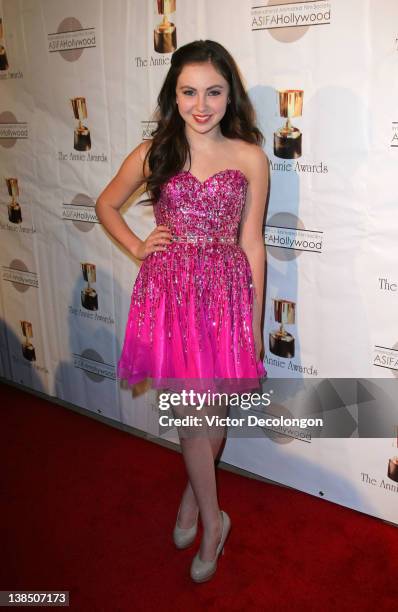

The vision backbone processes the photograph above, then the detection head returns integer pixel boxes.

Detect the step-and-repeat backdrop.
[1,0,397,525]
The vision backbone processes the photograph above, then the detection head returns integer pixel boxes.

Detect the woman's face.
[175,61,230,135]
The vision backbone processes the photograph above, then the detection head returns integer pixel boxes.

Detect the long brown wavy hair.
[141,39,264,205]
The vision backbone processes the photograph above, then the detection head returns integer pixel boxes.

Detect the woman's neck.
[184,124,227,152]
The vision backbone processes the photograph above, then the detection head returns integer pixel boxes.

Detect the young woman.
[96,39,269,583]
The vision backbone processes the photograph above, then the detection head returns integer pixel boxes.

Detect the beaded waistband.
[171,234,237,245]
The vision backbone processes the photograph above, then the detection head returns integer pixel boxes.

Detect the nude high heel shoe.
[173,503,199,549]
[190,510,231,583]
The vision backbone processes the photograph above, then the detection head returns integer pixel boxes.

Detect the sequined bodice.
[154,169,248,238]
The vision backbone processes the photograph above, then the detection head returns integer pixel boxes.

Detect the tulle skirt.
[117,243,266,394]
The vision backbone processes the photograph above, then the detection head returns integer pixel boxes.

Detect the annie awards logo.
[1,176,36,234]
[12,318,49,376]
[5,177,21,224]
[274,90,303,159]
[0,17,9,71]
[20,320,36,361]
[154,0,177,53]
[135,0,178,68]
[269,298,296,359]
[0,16,22,79]
[71,97,91,151]
[265,296,318,375]
[387,429,398,483]
[80,263,98,311]
[68,262,115,325]
[58,96,108,162]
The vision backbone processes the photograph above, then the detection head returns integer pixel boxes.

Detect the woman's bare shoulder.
[233,138,267,156]
[232,139,268,175]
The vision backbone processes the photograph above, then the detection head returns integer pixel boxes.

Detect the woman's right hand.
[132,225,172,260]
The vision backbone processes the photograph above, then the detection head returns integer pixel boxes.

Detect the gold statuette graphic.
[274,90,304,159]
[387,428,398,483]
[71,97,91,151]
[21,320,36,362]
[5,177,22,224]
[269,299,296,358]
[81,262,98,311]
[154,0,177,53]
[388,457,398,482]
[0,18,9,71]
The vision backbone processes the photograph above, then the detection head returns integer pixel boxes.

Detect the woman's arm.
[95,140,171,260]
[239,146,270,360]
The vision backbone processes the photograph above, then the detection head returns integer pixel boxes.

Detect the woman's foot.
[190,511,231,583]
[173,504,199,549]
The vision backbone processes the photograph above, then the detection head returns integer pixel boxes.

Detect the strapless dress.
[117,168,267,393]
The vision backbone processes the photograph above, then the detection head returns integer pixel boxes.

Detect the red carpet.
[1,381,397,611]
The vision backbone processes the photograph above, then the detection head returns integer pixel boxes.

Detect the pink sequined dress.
[117,168,267,393]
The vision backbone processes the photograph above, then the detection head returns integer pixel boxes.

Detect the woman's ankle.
[177,488,199,528]
[201,510,222,536]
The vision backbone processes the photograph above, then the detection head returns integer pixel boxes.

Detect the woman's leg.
[179,436,222,561]
[176,434,226,528]
[174,398,229,561]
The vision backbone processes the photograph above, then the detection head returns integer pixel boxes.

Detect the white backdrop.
[0,0,397,526]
